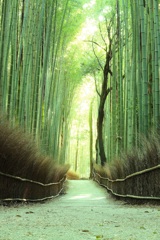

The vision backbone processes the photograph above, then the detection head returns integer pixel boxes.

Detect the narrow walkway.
[57,180,115,206]
[0,180,160,240]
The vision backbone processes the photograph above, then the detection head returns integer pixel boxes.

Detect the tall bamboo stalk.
[99,0,160,163]
[0,0,72,164]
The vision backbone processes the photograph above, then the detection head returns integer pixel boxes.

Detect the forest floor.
[0,180,160,240]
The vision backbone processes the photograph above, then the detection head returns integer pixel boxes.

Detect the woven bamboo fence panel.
[93,165,160,200]
[0,172,66,202]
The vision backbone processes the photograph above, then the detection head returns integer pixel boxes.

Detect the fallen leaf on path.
[140,226,146,230]
[81,229,90,233]
[96,235,103,239]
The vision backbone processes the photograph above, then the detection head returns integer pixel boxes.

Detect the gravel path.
[0,180,160,240]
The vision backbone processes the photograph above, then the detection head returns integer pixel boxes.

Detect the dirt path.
[0,180,160,240]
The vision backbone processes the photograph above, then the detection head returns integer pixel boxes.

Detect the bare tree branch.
[93,72,101,97]
[98,22,107,48]
[85,40,106,52]
[91,38,104,71]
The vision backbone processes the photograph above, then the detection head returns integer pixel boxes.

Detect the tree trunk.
[96,35,112,166]
[96,87,111,166]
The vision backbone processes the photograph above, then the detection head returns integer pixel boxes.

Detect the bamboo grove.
[0,0,160,175]
[95,0,160,165]
[0,0,85,165]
